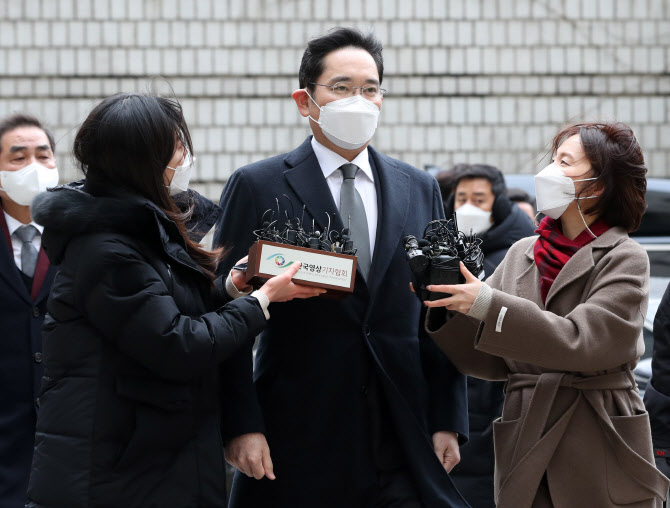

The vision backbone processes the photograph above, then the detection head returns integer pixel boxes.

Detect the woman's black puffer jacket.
[26,182,266,508]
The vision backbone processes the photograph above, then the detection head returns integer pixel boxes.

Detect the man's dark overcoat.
[0,203,55,508]
[214,137,469,508]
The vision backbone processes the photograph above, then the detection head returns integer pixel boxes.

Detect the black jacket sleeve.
[419,179,469,443]
[213,169,268,440]
[73,236,266,383]
[645,282,670,449]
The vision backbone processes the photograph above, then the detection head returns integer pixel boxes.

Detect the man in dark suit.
[0,114,58,508]
[214,28,469,508]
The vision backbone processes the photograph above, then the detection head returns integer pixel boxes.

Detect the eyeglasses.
[310,82,386,98]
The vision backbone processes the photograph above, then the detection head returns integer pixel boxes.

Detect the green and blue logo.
[266,253,294,268]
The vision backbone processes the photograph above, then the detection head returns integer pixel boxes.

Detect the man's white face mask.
[534,164,598,220]
[305,90,380,150]
[455,203,492,235]
[0,162,59,206]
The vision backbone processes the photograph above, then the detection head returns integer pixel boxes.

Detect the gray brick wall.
[1,0,669,202]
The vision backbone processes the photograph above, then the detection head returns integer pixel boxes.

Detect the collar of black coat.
[32,180,203,274]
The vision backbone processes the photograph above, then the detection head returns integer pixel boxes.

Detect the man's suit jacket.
[214,137,469,508]
[0,207,55,508]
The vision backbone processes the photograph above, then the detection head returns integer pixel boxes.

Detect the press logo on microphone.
[267,253,294,268]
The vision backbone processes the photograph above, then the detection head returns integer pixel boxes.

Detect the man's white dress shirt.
[311,137,378,257]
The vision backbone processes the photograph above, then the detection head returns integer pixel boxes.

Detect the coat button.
[34,352,43,363]
[361,385,368,396]
[33,307,40,318]
[363,325,371,336]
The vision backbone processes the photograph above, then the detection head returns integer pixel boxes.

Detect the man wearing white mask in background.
[0,113,59,507]
[443,163,535,508]
[214,27,469,508]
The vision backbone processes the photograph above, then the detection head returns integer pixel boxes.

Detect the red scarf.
[533,216,610,303]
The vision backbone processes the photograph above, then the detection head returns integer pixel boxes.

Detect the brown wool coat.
[427,227,670,508]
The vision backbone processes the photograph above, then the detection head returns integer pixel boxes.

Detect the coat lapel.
[365,147,409,299]
[283,138,342,233]
[0,206,32,304]
[282,140,410,297]
[516,239,545,309]
[31,248,54,302]
[543,227,627,309]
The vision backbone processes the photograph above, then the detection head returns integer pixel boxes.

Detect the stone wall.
[1,0,668,200]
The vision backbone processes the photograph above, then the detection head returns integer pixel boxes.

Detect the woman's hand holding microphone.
[423,262,483,314]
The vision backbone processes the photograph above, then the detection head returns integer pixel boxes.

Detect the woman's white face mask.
[166,152,195,196]
[0,162,59,206]
[534,164,598,220]
[305,90,380,150]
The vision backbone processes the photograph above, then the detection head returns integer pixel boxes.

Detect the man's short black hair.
[0,113,56,153]
[299,27,384,92]
[452,164,507,197]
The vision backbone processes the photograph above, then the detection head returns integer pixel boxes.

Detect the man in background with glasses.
[215,27,469,508]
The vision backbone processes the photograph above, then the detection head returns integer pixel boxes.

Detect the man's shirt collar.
[3,210,44,237]
[311,137,374,183]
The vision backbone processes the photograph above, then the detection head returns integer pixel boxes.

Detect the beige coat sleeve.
[474,241,649,371]
[425,259,510,381]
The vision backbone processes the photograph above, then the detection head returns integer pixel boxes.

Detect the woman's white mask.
[534,164,598,220]
[0,162,59,206]
[305,90,380,150]
[167,153,195,196]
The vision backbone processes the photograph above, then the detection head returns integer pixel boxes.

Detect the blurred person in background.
[644,282,670,506]
[507,187,537,224]
[434,163,468,213]
[0,114,58,508]
[445,164,536,277]
[442,163,535,508]
[25,93,321,508]
[425,122,669,507]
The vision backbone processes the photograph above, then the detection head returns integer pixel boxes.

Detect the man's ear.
[292,89,311,118]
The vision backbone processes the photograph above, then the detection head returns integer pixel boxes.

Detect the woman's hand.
[424,262,482,314]
[258,262,326,302]
[230,256,253,293]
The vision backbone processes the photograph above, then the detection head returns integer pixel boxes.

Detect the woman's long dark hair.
[74,93,222,280]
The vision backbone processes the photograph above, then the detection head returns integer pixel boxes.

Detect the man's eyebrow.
[327,75,352,84]
[9,145,27,153]
[326,76,380,85]
[35,145,51,151]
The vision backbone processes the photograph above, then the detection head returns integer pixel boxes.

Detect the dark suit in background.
[0,206,55,508]
[214,137,469,508]
[644,282,670,505]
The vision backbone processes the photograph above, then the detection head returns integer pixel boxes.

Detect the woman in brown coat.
[424,122,670,508]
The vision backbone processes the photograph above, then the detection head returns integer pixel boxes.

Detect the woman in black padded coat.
[26,93,322,508]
